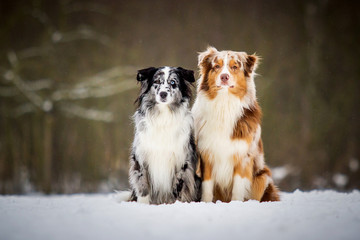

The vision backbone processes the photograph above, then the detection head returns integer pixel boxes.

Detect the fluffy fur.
[125,66,201,204]
[192,46,280,202]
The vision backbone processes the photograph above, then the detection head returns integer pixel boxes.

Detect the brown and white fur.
[192,46,280,202]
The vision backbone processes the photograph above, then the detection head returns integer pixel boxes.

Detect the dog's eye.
[154,80,160,84]
[231,65,238,70]
[214,64,221,69]
[170,80,176,86]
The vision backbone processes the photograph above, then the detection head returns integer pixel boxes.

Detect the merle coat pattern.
[129,66,201,204]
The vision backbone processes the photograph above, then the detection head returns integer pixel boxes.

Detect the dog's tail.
[113,190,135,202]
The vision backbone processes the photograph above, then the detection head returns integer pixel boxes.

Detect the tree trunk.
[43,113,53,193]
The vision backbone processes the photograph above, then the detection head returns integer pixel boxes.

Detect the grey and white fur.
[122,66,201,204]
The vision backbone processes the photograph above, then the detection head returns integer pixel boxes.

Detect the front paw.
[201,180,214,202]
[201,191,213,202]
[137,195,150,204]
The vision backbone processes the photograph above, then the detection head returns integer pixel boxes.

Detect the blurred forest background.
[0,0,359,194]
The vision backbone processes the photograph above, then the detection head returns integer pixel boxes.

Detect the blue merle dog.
[119,66,201,204]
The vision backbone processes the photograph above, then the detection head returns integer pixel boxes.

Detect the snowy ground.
[0,190,359,240]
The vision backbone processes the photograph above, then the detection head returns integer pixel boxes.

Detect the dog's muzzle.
[160,91,168,101]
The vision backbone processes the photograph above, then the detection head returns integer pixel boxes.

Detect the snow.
[332,173,349,188]
[271,165,292,182]
[0,190,359,240]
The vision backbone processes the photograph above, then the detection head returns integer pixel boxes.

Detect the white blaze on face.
[220,53,230,75]
[163,66,170,81]
[155,67,174,104]
[216,52,235,88]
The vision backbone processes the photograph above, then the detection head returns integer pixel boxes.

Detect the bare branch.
[14,103,37,117]
[26,79,53,91]
[7,51,18,66]
[30,9,53,28]
[65,2,112,16]
[7,51,53,112]
[12,74,51,111]
[52,26,112,46]
[29,9,56,36]
[0,76,52,98]
[17,46,52,59]
[60,103,114,122]
[75,66,136,88]
[51,65,138,101]
[52,79,137,101]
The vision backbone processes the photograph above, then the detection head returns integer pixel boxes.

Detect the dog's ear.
[244,54,259,77]
[177,67,195,83]
[198,46,217,70]
[137,67,158,82]
[135,67,158,107]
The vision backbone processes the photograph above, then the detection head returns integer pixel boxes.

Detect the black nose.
[160,92,168,99]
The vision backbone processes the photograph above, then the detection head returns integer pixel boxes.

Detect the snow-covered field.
[0,190,359,240]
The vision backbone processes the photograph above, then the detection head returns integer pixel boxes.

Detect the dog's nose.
[220,73,229,83]
[160,92,168,99]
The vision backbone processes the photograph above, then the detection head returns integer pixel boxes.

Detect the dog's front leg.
[201,180,214,202]
[173,171,184,199]
[231,175,251,201]
[231,161,251,201]
[174,136,200,202]
[201,156,214,202]
[129,153,150,204]
[174,162,197,202]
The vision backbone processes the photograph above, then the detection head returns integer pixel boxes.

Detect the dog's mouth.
[217,84,235,89]
[157,96,170,104]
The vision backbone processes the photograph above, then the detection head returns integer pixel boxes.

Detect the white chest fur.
[192,91,251,187]
[135,104,192,194]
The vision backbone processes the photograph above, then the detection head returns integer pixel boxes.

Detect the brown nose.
[220,73,229,83]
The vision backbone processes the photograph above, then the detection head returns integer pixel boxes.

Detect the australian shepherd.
[192,47,280,202]
[120,66,201,204]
